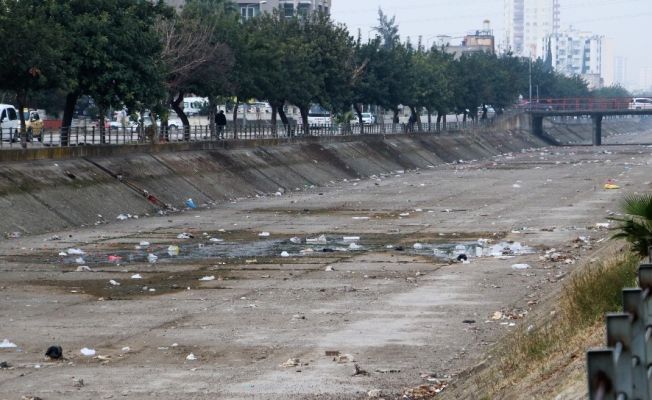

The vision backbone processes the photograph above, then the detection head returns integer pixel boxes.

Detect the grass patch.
[501,251,640,375]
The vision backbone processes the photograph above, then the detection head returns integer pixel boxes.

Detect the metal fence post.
[588,349,617,400]
[606,313,634,398]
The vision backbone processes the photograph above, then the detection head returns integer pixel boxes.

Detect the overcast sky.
[332,0,652,90]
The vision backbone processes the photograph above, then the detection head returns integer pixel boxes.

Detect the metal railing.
[524,97,639,113]
[0,118,499,150]
[587,253,652,400]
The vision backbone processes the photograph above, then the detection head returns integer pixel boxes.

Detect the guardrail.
[0,118,498,149]
[587,250,652,400]
[525,97,640,113]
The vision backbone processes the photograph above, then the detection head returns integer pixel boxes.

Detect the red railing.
[521,97,635,112]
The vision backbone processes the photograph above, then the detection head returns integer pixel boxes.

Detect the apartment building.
[504,0,560,59]
[234,0,330,19]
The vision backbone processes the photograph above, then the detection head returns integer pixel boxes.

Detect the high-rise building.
[504,0,560,59]
[545,28,607,89]
[614,57,628,87]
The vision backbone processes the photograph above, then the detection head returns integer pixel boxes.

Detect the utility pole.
[529,57,533,107]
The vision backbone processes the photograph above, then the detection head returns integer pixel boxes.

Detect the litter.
[67,248,85,255]
[0,339,17,348]
[280,358,300,368]
[177,233,193,239]
[413,243,424,250]
[343,236,360,241]
[147,254,158,264]
[513,184,522,188]
[74,257,85,264]
[289,237,302,244]
[604,180,620,190]
[167,246,180,256]
[511,264,531,270]
[6,232,22,239]
[352,217,370,220]
[108,255,122,263]
[58,252,67,256]
[199,276,216,281]
[457,254,468,262]
[131,274,143,280]
[185,199,197,209]
[595,223,610,229]
[121,347,130,352]
[307,235,328,244]
[281,251,290,257]
[45,345,62,359]
[47,235,61,241]
[116,214,131,221]
[325,266,335,271]
[75,266,92,272]
[80,348,96,356]
[368,389,383,398]
[259,232,270,237]
[209,238,223,243]
[334,353,355,363]
[399,213,410,217]
[109,280,121,286]
[348,243,362,250]
[139,241,150,247]
[186,353,197,361]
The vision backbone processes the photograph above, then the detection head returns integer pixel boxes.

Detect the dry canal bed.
[0,143,651,399]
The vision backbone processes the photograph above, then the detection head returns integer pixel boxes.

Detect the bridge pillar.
[592,114,603,146]
[531,115,544,138]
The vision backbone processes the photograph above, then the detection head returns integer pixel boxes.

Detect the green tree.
[0,0,71,145]
[373,8,399,49]
[591,85,631,98]
[55,0,170,144]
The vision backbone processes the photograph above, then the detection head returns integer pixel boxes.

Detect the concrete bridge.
[528,98,652,145]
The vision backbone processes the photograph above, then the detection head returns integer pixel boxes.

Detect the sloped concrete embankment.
[544,117,652,145]
[0,115,635,236]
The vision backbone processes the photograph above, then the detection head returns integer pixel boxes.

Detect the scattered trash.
[513,184,522,188]
[72,378,85,388]
[403,383,448,398]
[109,280,121,286]
[348,243,362,250]
[259,232,270,237]
[368,389,383,398]
[177,233,193,239]
[6,232,22,239]
[334,353,355,363]
[511,264,531,270]
[343,236,360,241]
[375,368,401,373]
[289,237,302,244]
[186,353,197,361]
[462,320,476,324]
[352,217,370,220]
[413,243,424,250]
[121,347,130,352]
[185,199,197,209]
[80,348,96,357]
[58,252,68,256]
[147,253,159,264]
[199,276,216,281]
[0,361,10,369]
[209,238,223,243]
[108,255,123,263]
[325,266,335,272]
[74,257,85,264]
[75,266,92,272]
[116,214,130,221]
[281,251,290,257]
[280,358,301,368]
[67,248,85,255]
[325,350,340,357]
[352,363,369,376]
[604,180,620,190]
[595,223,610,229]
[307,235,328,244]
[457,254,468,262]
[0,339,17,348]
[47,235,61,241]
[131,274,143,280]
[167,246,180,256]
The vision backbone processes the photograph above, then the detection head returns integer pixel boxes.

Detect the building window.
[240,4,261,20]
[297,3,310,17]
[282,3,294,18]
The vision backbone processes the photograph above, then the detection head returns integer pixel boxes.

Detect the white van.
[183,97,209,116]
[0,104,19,141]
[307,105,332,127]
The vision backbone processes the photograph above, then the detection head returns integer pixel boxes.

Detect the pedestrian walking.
[216,110,227,139]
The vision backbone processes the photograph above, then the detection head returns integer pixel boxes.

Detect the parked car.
[307,105,332,128]
[20,110,45,141]
[629,98,652,110]
[0,104,19,141]
[351,112,376,125]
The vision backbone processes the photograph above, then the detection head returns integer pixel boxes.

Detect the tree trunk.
[277,104,290,136]
[299,106,309,137]
[436,112,442,132]
[62,92,79,146]
[99,107,106,144]
[354,103,364,135]
[208,97,216,139]
[232,98,239,140]
[409,106,422,132]
[150,110,159,144]
[426,108,432,132]
[270,103,278,138]
[392,108,399,133]
[171,92,190,141]
[16,91,27,148]
[379,106,385,134]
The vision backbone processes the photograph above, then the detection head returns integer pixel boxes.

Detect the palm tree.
[610,194,652,257]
